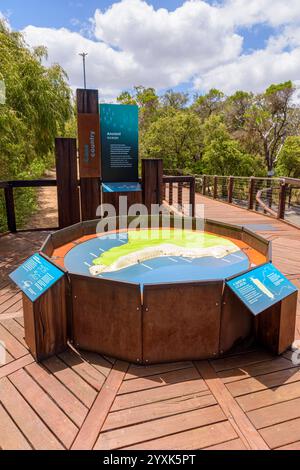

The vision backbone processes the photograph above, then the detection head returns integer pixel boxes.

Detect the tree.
[141,110,204,172]
[160,89,189,109]
[224,90,253,132]
[0,19,73,230]
[276,136,300,178]
[192,88,225,120]
[117,86,159,130]
[244,81,295,175]
[0,20,72,179]
[202,115,263,176]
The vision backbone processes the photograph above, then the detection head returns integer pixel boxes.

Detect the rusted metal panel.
[242,228,270,258]
[77,113,101,178]
[142,281,223,363]
[71,274,142,363]
[255,291,297,355]
[220,285,254,354]
[51,222,84,249]
[23,277,68,362]
[205,219,243,240]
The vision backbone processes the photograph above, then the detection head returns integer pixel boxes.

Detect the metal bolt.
[145,308,149,312]
[216,302,219,306]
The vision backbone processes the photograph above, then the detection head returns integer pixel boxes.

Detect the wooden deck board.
[95,405,226,450]
[1,193,300,450]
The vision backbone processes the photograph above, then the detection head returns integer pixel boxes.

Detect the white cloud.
[223,0,300,27]
[195,48,300,94]
[19,0,300,99]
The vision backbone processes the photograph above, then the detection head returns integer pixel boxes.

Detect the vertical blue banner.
[100,103,139,182]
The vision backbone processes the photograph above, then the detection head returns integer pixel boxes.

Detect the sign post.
[10,254,68,361]
[77,89,101,221]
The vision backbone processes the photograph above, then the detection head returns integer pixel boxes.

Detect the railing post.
[189,177,196,217]
[248,177,255,210]
[162,182,166,200]
[55,138,80,229]
[4,184,17,233]
[228,177,234,204]
[178,182,183,207]
[278,180,287,220]
[213,176,218,199]
[202,175,207,196]
[169,182,173,205]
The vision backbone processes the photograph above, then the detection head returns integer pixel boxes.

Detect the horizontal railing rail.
[180,174,300,228]
[1,175,197,233]
[0,178,61,234]
[2,173,300,233]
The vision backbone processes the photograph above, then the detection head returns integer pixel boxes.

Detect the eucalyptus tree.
[244,81,296,175]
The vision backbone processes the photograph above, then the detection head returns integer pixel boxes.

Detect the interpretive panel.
[226,263,297,315]
[100,103,138,182]
[10,254,64,302]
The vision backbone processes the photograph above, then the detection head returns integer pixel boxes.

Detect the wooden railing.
[2,173,299,233]
[163,175,196,217]
[0,174,197,233]
[0,179,59,233]
[198,175,300,228]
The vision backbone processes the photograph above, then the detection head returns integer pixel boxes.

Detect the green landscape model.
[89,229,240,275]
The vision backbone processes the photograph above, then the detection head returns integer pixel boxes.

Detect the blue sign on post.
[102,182,142,193]
[9,254,64,302]
[226,263,297,316]
[100,103,139,183]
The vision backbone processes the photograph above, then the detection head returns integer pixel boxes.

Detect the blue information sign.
[9,254,64,302]
[226,263,297,315]
[100,103,139,183]
[102,182,142,193]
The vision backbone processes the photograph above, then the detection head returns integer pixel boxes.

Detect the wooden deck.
[0,196,300,450]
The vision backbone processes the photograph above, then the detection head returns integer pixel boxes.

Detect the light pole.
[79,52,88,89]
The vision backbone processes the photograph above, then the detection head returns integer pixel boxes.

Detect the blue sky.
[1,1,300,100]
[1,0,186,30]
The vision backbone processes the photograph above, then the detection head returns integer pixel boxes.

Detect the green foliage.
[0,20,73,231]
[202,116,263,176]
[160,90,189,110]
[276,136,300,178]
[224,90,253,131]
[265,81,293,96]
[192,88,225,120]
[117,86,159,130]
[141,110,204,172]
[122,80,297,177]
[243,81,296,172]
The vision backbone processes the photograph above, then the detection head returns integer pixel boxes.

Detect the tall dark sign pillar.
[77,89,101,221]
